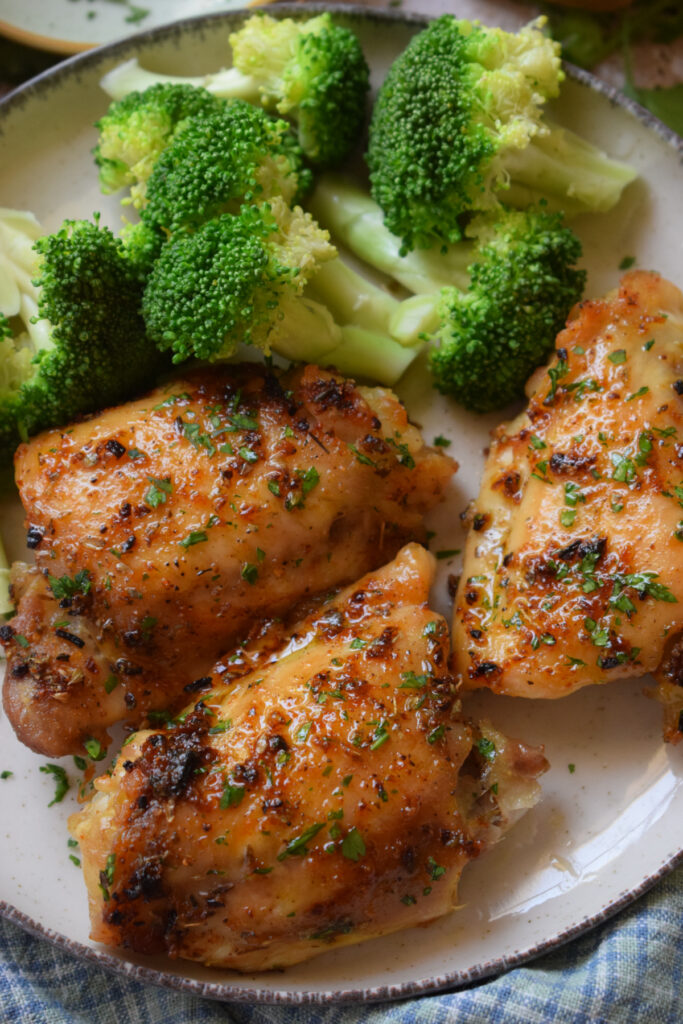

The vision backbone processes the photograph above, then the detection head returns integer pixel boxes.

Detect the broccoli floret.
[100,13,370,166]
[139,101,311,240]
[94,82,222,206]
[142,199,422,385]
[367,15,636,252]
[425,207,586,411]
[0,208,166,462]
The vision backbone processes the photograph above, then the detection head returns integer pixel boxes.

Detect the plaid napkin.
[2,861,681,1023]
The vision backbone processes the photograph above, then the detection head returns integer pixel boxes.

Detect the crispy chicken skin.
[2,365,455,757]
[70,544,547,971]
[453,271,683,740]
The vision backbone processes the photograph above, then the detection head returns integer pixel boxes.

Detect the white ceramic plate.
[1,3,683,1005]
[0,0,272,55]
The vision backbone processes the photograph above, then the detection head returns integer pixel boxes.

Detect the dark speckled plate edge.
[1,2,682,1004]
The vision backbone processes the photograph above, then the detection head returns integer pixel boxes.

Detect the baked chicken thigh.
[70,544,547,971]
[453,271,683,740]
[2,364,455,756]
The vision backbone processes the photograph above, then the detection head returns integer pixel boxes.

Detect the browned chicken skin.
[2,364,455,756]
[453,271,683,740]
[70,544,547,971]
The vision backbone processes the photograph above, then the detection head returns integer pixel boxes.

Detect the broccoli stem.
[388,293,442,346]
[0,531,13,617]
[266,295,343,365]
[308,177,474,295]
[323,326,423,386]
[501,122,638,214]
[100,58,261,105]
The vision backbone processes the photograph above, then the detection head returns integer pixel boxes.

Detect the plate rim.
[1,1,682,1004]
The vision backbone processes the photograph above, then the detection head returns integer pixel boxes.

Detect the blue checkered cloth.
[2,863,681,1023]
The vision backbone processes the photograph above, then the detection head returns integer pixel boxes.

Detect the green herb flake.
[619,256,636,270]
[436,549,461,560]
[347,443,377,468]
[341,827,366,862]
[427,725,445,745]
[476,737,496,761]
[433,435,451,447]
[104,674,119,694]
[399,671,429,689]
[268,480,280,497]
[608,349,627,365]
[39,764,70,806]
[47,569,91,602]
[427,855,446,880]
[1,770,13,780]
[627,386,649,402]
[277,822,325,861]
[241,562,258,586]
[568,763,576,774]
[84,738,105,762]
[144,476,173,508]
[179,530,208,549]
[560,509,576,528]
[220,781,245,809]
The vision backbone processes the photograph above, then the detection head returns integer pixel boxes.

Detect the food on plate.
[1,363,456,757]
[141,197,423,386]
[94,83,224,207]
[366,16,637,252]
[69,543,547,970]
[99,13,370,167]
[311,179,586,411]
[0,209,165,463]
[452,271,683,740]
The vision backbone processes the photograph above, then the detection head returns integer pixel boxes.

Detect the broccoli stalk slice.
[308,178,474,294]
[305,257,429,348]
[0,531,12,617]
[323,326,423,386]
[263,294,342,364]
[0,552,11,618]
[100,59,259,105]
[498,122,638,215]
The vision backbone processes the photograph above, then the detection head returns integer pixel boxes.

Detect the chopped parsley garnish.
[608,349,627,365]
[427,725,445,744]
[560,509,576,528]
[436,549,461,559]
[619,256,636,270]
[47,570,91,602]
[104,674,119,694]
[39,764,70,806]
[1,770,13,780]
[179,530,208,548]
[399,671,429,689]
[476,737,496,761]
[144,476,172,508]
[220,781,245,809]
[545,357,569,403]
[433,435,451,447]
[84,738,105,762]
[267,480,280,496]
[277,822,325,860]
[241,562,259,586]
[341,827,366,862]
[347,443,377,468]
[627,386,649,402]
[427,856,446,880]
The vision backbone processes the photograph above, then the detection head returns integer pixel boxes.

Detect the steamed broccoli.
[100,13,370,167]
[367,15,636,252]
[0,208,166,462]
[308,182,585,409]
[424,208,586,411]
[94,82,222,207]
[138,101,311,241]
[142,199,422,385]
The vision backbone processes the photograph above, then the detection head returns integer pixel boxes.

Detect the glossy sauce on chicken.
[70,544,547,971]
[2,364,455,756]
[453,272,683,739]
